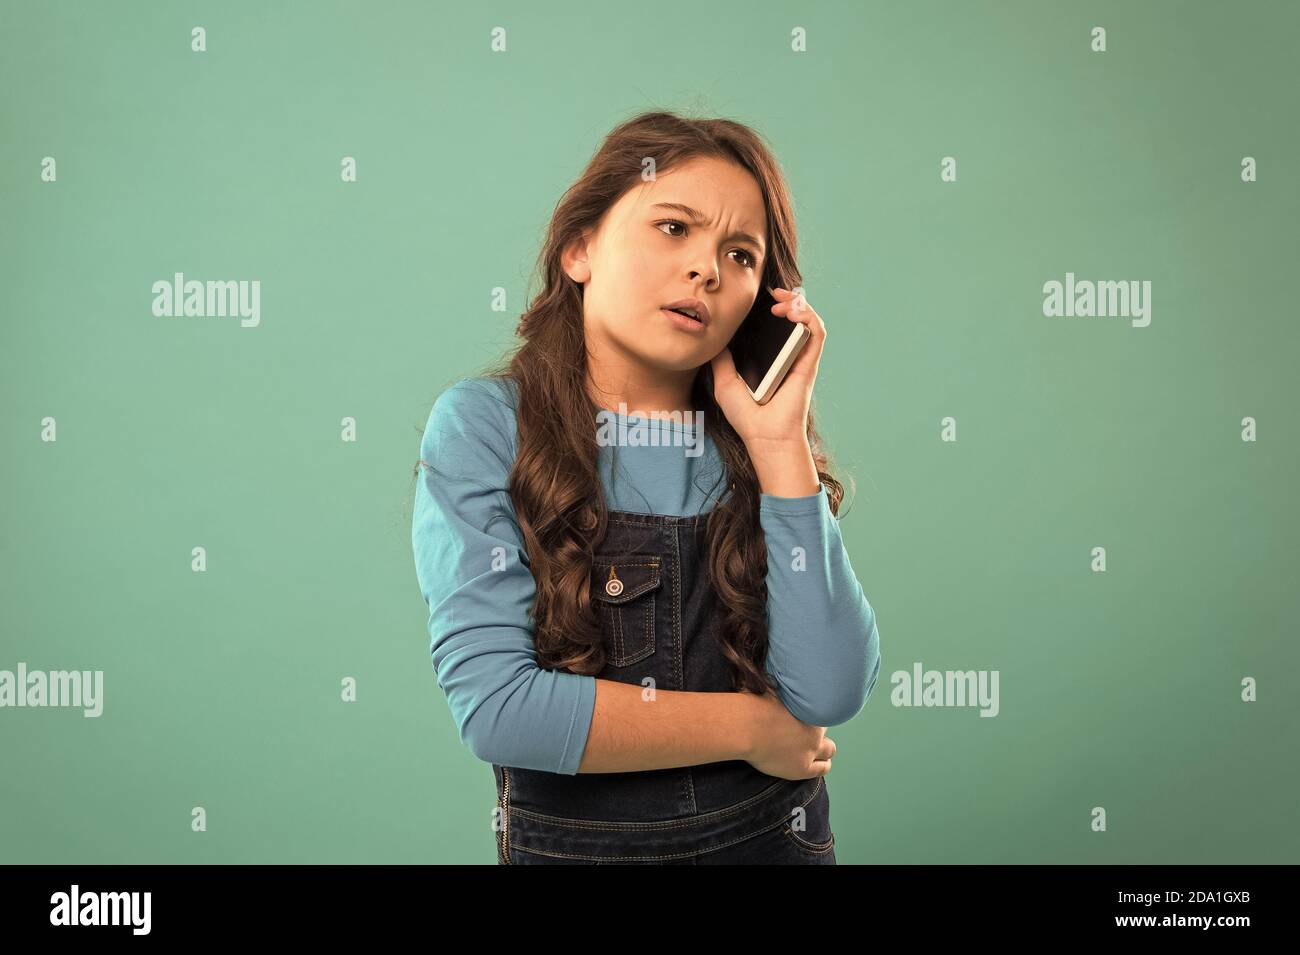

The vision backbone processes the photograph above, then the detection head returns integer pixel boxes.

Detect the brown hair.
[416,109,849,692]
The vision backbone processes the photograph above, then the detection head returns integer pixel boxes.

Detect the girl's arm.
[577,680,757,773]
[710,289,882,728]
[413,378,755,775]
[756,485,883,727]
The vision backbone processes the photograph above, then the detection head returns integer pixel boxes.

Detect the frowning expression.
[567,156,769,373]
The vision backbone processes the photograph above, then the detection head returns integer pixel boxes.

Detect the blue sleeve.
[411,378,597,775]
[758,486,882,726]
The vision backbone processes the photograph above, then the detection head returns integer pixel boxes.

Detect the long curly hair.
[417,109,848,693]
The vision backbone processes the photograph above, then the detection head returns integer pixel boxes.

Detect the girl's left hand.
[709,286,826,449]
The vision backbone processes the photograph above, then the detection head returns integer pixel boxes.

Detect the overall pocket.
[781,824,836,857]
[591,554,662,667]
[781,776,836,859]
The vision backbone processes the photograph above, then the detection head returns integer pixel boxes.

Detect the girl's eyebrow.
[650,202,765,254]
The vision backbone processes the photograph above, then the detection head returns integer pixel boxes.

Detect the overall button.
[591,555,662,667]
[604,568,624,597]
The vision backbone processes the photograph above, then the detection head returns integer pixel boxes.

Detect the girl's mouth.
[661,307,706,332]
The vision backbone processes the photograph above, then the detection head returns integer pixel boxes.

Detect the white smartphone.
[727,285,812,404]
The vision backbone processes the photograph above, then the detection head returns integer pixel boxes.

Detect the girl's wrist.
[749,438,820,497]
[733,691,763,761]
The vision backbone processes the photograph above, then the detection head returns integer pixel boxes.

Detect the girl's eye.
[655,220,758,270]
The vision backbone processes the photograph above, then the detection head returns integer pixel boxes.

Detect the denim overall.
[493,508,836,864]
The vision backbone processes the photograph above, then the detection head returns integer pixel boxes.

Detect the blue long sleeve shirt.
[411,376,881,775]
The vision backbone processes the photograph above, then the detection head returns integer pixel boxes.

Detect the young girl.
[412,111,881,864]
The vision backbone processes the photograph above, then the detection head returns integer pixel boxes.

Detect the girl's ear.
[561,232,594,284]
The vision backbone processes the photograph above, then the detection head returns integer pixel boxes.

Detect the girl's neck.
[587,375,696,419]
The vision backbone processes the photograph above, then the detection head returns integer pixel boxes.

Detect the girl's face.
[565,156,769,404]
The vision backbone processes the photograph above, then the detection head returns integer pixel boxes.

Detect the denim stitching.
[508,776,821,832]
[607,515,705,527]
[592,560,661,602]
[641,594,654,664]
[593,558,660,665]
[782,826,835,854]
[508,818,793,863]
[609,602,625,664]
[670,521,697,814]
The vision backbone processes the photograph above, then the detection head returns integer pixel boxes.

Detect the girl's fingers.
[767,287,826,381]
[770,287,823,331]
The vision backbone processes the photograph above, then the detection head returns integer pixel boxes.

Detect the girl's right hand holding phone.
[741,688,836,780]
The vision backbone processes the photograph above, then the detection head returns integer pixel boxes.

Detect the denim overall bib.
[493,507,836,864]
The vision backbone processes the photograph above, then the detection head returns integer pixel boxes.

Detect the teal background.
[1,0,1296,863]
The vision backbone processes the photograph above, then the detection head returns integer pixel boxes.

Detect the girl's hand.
[741,687,836,780]
[709,286,826,449]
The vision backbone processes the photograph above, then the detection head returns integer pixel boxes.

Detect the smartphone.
[727,285,812,404]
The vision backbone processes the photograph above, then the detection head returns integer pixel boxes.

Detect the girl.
[412,111,881,864]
